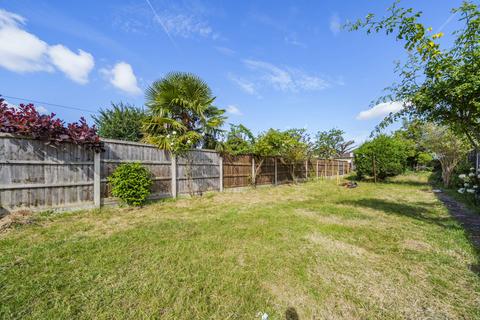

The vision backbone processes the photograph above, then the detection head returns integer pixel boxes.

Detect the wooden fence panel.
[177,150,220,195]
[0,134,94,213]
[223,155,252,188]
[256,157,275,186]
[101,139,172,200]
[277,161,293,184]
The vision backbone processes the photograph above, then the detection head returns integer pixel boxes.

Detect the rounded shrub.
[354,135,409,180]
[108,162,152,206]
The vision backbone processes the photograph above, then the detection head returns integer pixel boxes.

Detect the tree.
[93,102,146,142]
[313,128,354,158]
[393,119,432,169]
[420,123,470,187]
[354,135,409,181]
[349,1,480,147]
[223,124,255,155]
[143,72,226,153]
[253,129,309,182]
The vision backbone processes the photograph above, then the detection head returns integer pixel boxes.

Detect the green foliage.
[223,124,255,155]
[451,158,474,188]
[93,102,146,142]
[354,135,409,180]
[416,152,434,167]
[393,119,432,169]
[349,1,480,147]
[108,163,152,206]
[253,129,309,161]
[253,129,310,181]
[313,128,354,158]
[143,72,226,154]
[420,123,470,187]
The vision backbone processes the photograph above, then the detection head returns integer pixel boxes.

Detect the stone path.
[436,193,480,250]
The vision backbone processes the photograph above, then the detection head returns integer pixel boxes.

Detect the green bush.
[354,135,409,180]
[108,163,152,206]
[93,102,146,142]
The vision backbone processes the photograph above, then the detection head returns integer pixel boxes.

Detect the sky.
[0,0,465,144]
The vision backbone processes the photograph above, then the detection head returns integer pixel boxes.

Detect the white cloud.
[0,9,94,83]
[0,9,51,73]
[36,106,48,114]
[228,74,257,95]
[329,13,341,35]
[160,14,217,39]
[145,0,218,41]
[101,62,142,95]
[3,99,48,114]
[215,46,235,56]
[226,105,242,116]
[356,101,404,120]
[244,59,293,91]
[242,59,330,92]
[48,45,94,84]
[284,34,306,48]
[3,99,17,109]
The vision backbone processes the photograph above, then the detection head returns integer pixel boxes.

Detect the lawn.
[1,174,479,319]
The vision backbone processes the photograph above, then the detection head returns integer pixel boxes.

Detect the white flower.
[469,172,475,177]
[187,139,191,144]
[477,174,480,179]
[172,131,177,135]
[470,167,475,171]
[458,188,465,194]
[474,185,478,189]
[467,189,476,193]
[464,183,469,187]
[166,134,170,138]
[170,142,174,146]
[459,174,466,179]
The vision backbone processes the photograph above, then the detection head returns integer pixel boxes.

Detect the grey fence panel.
[0,134,95,213]
[101,139,172,200]
[177,150,220,195]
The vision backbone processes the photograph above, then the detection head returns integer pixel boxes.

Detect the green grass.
[1,174,479,319]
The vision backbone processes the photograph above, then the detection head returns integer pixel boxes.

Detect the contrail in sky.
[145,0,177,48]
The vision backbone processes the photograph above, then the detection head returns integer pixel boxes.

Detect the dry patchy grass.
[0,173,479,319]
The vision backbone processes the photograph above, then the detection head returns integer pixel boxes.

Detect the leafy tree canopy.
[223,124,255,155]
[253,129,309,162]
[420,123,470,187]
[143,72,226,154]
[392,119,431,169]
[93,102,146,142]
[350,1,480,147]
[354,135,409,180]
[313,128,354,158]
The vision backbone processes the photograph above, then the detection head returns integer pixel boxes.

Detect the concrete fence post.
[305,160,308,180]
[316,160,319,178]
[251,156,255,185]
[274,157,278,185]
[171,153,177,198]
[93,151,101,208]
[219,156,223,192]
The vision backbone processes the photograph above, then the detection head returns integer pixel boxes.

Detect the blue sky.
[0,0,464,143]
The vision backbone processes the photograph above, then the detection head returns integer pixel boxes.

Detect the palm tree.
[143,72,226,152]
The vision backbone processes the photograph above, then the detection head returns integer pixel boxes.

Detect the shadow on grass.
[285,307,299,320]
[341,198,461,230]
[384,179,430,187]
